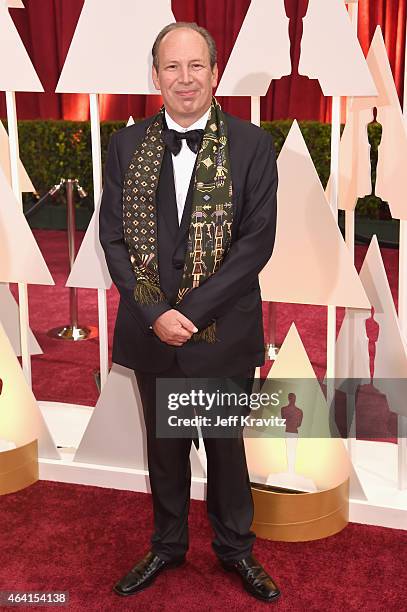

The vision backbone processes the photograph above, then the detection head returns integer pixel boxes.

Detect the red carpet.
[8,229,398,439]
[1,480,406,611]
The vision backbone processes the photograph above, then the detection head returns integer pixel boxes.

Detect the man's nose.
[178,66,193,83]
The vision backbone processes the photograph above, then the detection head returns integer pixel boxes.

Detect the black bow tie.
[162,128,204,155]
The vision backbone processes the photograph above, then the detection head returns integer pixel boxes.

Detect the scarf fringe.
[134,281,166,305]
[192,321,217,343]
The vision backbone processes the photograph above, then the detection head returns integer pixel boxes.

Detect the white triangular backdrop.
[0,166,54,285]
[56,0,175,94]
[216,0,291,96]
[0,284,42,356]
[299,0,377,96]
[74,363,206,478]
[259,121,370,309]
[0,0,43,91]
[0,120,35,193]
[0,321,59,459]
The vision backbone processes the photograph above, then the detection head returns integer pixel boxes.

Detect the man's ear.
[152,65,161,91]
[211,63,219,88]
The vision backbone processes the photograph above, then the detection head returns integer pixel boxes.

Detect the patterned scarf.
[122,97,233,343]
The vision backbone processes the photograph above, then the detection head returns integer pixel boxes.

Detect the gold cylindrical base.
[0,440,39,495]
[251,479,349,542]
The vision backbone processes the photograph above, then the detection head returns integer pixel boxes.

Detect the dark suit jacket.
[99,111,278,377]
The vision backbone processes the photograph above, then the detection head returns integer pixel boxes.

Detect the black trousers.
[134,360,256,562]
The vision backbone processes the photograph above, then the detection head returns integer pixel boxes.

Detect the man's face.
[152,28,218,124]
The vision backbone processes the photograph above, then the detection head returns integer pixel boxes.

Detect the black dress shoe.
[113,550,186,596]
[221,554,280,602]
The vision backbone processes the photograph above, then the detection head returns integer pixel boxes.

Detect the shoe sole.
[113,557,186,597]
[221,562,281,603]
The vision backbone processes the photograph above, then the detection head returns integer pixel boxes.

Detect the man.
[99,22,279,603]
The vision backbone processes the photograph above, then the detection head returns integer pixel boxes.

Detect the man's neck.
[165,105,211,129]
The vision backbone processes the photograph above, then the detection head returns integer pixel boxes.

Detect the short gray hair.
[152,22,217,71]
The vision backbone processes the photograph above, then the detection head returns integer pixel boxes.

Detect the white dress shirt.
[165,107,211,225]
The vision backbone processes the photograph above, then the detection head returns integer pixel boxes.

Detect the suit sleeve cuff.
[139,302,173,330]
[175,302,214,331]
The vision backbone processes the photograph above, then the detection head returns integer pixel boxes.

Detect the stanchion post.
[66,180,78,329]
[48,179,96,341]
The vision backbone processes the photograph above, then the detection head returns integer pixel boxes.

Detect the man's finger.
[175,312,198,333]
[172,323,193,339]
[173,331,192,343]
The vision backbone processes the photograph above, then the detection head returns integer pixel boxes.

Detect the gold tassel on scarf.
[192,321,217,344]
[134,281,166,305]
